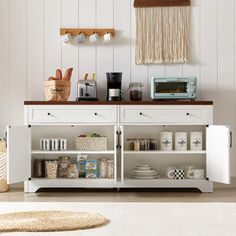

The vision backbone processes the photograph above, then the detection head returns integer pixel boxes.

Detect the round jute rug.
[0,211,109,232]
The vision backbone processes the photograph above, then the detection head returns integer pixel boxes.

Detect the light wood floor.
[0,188,236,202]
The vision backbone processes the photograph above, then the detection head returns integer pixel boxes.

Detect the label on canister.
[160,132,173,151]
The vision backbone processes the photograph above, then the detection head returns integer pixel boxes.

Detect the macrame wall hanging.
[134,0,191,64]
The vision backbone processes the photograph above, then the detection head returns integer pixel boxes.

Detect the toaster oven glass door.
[155,82,187,94]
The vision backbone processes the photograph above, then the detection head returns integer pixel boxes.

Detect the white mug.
[185,165,196,179]
[76,33,86,43]
[174,169,185,180]
[89,33,99,43]
[104,32,112,42]
[62,33,72,44]
[165,167,176,179]
[188,169,205,179]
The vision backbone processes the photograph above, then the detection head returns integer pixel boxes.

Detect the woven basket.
[76,137,107,151]
[0,138,8,192]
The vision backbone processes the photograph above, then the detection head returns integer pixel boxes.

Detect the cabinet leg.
[198,181,213,193]
[24,181,39,193]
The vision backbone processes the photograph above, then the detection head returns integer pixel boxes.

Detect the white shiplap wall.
[0,0,236,175]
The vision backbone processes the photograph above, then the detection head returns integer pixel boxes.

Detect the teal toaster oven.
[151,77,197,100]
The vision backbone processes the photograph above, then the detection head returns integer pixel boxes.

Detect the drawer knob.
[140,112,143,116]
[94,113,98,116]
[186,113,190,116]
[47,113,51,116]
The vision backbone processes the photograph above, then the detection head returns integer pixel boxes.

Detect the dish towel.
[134,0,191,64]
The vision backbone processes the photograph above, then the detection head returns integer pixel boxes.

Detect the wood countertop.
[24,100,213,105]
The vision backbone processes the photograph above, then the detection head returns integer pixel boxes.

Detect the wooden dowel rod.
[134,0,191,7]
[60,28,115,36]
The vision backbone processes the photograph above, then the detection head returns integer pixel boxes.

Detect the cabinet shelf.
[122,178,212,191]
[31,150,115,155]
[123,150,206,155]
[31,178,117,188]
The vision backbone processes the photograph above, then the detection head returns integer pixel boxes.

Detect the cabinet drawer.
[27,105,117,124]
[120,105,213,125]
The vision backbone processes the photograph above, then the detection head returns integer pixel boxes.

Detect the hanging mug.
[62,33,72,44]
[76,33,86,43]
[89,33,99,43]
[104,32,112,42]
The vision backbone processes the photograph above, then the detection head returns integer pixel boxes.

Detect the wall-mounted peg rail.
[60,28,115,36]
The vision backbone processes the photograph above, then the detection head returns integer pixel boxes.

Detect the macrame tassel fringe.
[135,6,190,64]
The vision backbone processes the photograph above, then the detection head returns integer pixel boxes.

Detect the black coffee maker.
[106,72,122,101]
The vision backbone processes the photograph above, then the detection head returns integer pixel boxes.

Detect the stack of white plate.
[131,164,159,179]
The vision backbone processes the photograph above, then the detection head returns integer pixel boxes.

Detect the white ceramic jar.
[175,132,187,151]
[190,132,203,151]
[160,132,173,151]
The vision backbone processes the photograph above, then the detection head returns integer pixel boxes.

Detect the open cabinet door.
[7,126,31,184]
[206,125,231,184]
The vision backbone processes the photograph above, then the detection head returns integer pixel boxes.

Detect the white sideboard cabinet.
[6,101,231,193]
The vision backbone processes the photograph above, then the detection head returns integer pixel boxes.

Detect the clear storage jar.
[127,139,134,151]
[134,139,140,151]
[106,160,114,179]
[99,158,107,178]
[58,156,70,178]
[149,139,157,150]
[34,158,45,178]
[129,83,143,101]
[67,164,79,179]
[45,160,58,179]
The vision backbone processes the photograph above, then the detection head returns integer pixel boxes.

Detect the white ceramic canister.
[175,132,187,151]
[60,139,67,151]
[40,139,44,150]
[51,139,59,151]
[160,132,173,151]
[190,132,203,151]
[43,139,51,151]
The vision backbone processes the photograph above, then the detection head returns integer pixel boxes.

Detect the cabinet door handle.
[186,113,190,116]
[47,113,51,116]
[230,131,233,148]
[94,113,98,116]
[139,112,143,116]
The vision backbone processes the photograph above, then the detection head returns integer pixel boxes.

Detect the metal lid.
[129,82,143,88]
[59,156,70,160]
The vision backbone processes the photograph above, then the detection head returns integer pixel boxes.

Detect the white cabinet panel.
[120,105,213,125]
[7,126,31,184]
[28,105,117,124]
[207,125,231,184]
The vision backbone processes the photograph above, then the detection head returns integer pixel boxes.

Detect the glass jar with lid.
[129,82,143,101]
[58,156,71,178]
[67,164,79,179]
[106,160,114,179]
